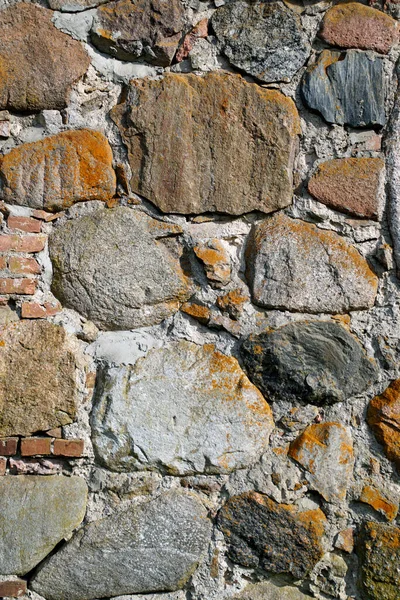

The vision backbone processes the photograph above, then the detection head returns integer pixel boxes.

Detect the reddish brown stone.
[368,380,400,470]
[334,527,354,553]
[320,3,398,54]
[308,158,384,220]
[8,257,41,275]
[0,278,37,295]
[0,579,27,597]
[21,301,61,319]
[0,437,18,456]
[21,437,52,456]
[53,439,84,458]
[0,234,46,253]
[7,216,42,233]
[176,18,209,62]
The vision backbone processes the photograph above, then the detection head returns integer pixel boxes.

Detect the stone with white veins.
[91,341,274,475]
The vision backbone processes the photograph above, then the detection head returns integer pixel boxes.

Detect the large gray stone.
[31,490,211,600]
[0,476,87,576]
[233,581,313,600]
[246,213,378,313]
[92,341,274,475]
[211,1,310,83]
[240,321,378,405]
[50,207,191,330]
[302,49,386,127]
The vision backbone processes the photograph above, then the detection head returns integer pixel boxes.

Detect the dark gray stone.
[31,490,211,600]
[211,1,310,83]
[240,321,378,405]
[302,49,386,127]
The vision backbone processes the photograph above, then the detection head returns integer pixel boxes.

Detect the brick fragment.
[0,256,6,270]
[21,301,61,319]
[0,234,46,253]
[21,437,52,456]
[0,437,18,456]
[0,278,37,295]
[0,579,27,597]
[32,209,65,222]
[7,215,42,233]
[9,457,62,475]
[0,457,6,475]
[53,438,84,458]
[8,256,41,275]
[45,427,62,438]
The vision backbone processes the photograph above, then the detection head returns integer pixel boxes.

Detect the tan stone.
[367,380,400,471]
[308,157,384,220]
[335,528,354,553]
[320,3,398,54]
[0,4,90,112]
[111,72,300,215]
[0,130,116,212]
[0,321,78,437]
[194,239,231,287]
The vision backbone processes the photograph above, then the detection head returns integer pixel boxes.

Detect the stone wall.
[0,1,400,599]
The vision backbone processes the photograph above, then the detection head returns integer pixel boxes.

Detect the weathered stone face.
[320,3,398,54]
[91,0,185,66]
[111,72,300,215]
[50,207,191,330]
[233,581,313,600]
[211,1,310,83]
[308,158,384,220]
[218,492,326,578]
[302,50,386,127]
[358,522,400,600]
[368,380,400,471]
[31,490,211,600]
[245,213,378,313]
[92,341,274,475]
[0,476,87,576]
[49,0,108,11]
[240,321,378,405]
[289,423,354,502]
[0,321,78,437]
[0,4,90,112]
[0,130,116,212]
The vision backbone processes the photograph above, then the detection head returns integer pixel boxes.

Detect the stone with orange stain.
[334,527,354,553]
[246,213,378,313]
[0,4,89,112]
[288,423,354,503]
[367,379,400,470]
[0,130,116,212]
[308,157,384,220]
[216,288,249,320]
[358,521,400,599]
[176,18,208,62]
[320,3,398,54]
[91,340,274,474]
[218,491,326,578]
[359,484,398,521]
[181,301,211,324]
[111,72,300,215]
[194,239,231,288]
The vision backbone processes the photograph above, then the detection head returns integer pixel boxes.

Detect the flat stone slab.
[31,490,211,600]
[111,72,300,215]
[92,341,274,474]
[0,476,87,575]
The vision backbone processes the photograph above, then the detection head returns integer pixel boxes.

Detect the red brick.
[0,234,46,253]
[7,215,42,233]
[21,300,61,319]
[0,256,6,270]
[0,457,7,475]
[0,437,18,456]
[0,278,37,295]
[32,209,65,222]
[53,438,84,457]
[8,256,41,275]
[0,579,27,597]
[21,437,52,456]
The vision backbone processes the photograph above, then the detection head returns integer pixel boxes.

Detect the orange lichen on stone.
[181,301,211,324]
[359,484,398,521]
[194,239,231,287]
[217,288,249,319]
[367,380,400,470]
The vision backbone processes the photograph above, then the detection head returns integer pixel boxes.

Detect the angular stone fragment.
[302,50,386,127]
[0,130,116,212]
[246,213,378,313]
[50,207,190,330]
[233,581,313,600]
[49,0,107,11]
[308,158,384,220]
[218,492,326,578]
[211,1,310,83]
[111,72,300,215]
[194,239,231,287]
[240,321,378,405]
[0,476,87,575]
[358,521,400,600]
[320,3,398,54]
[367,380,400,470]
[91,0,184,66]
[31,490,211,600]
[359,484,398,521]
[0,4,89,112]
[289,423,354,502]
[92,341,274,474]
[0,321,78,437]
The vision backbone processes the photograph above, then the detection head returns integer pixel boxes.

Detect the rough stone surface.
[31,490,211,600]
[289,423,354,502]
[241,321,378,405]
[245,213,378,313]
[308,158,384,220]
[218,492,326,578]
[0,3,90,111]
[211,1,310,83]
[92,341,274,475]
[0,321,78,437]
[359,485,398,521]
[91,0,185,66]
[0,476,87,575]
[50,207,190,330]
[194,239,231,287]
[368,379,400,471]
[49,0,107,11]
[358,522,400,600]
[302,50,386,127]
[0,130,116,212]
[111,72,300,215]
[320,3,398,54]
[232,581,313,600]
